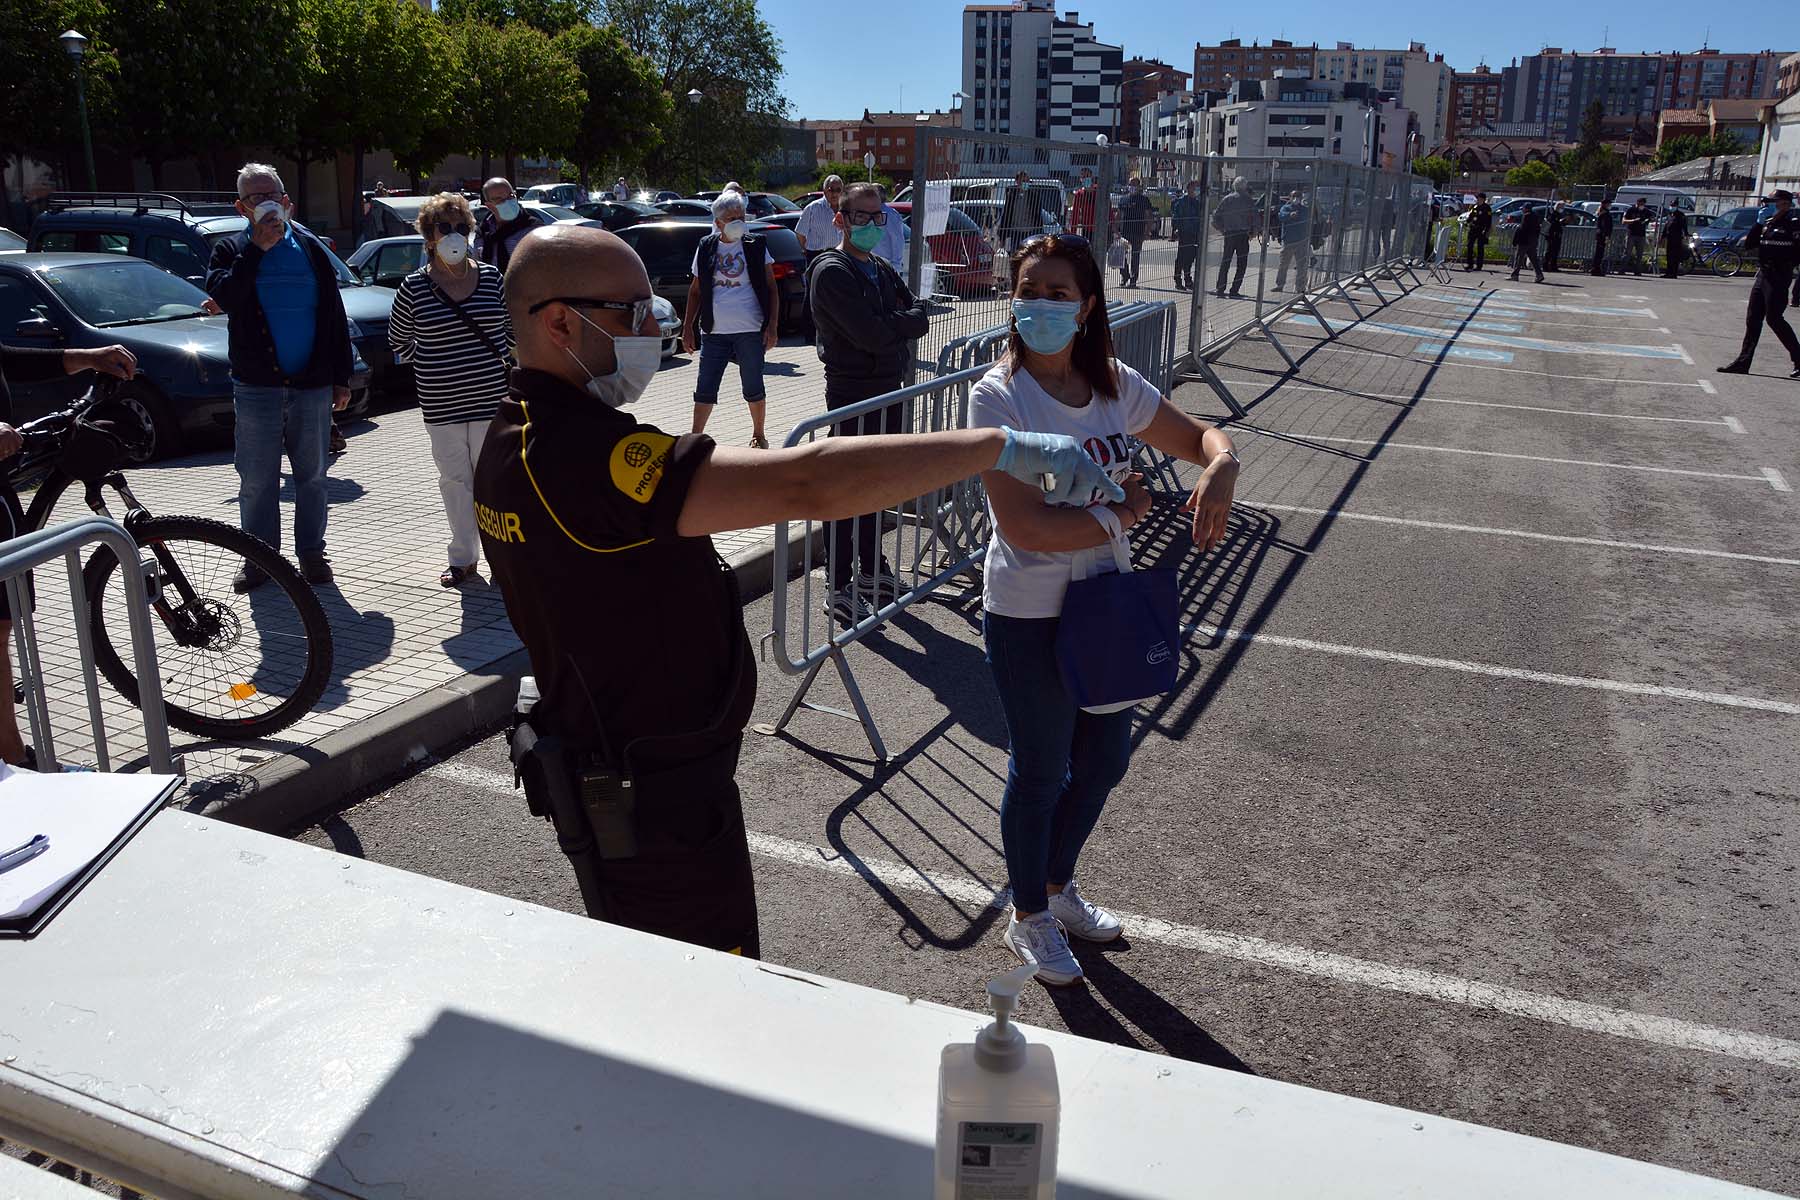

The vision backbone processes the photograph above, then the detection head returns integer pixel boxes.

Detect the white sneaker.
[1003,909,1083,985]
[1047,879,1122,943]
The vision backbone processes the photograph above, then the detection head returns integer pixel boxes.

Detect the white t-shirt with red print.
[970,359,1163,619]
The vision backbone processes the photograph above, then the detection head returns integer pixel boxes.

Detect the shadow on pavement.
[1047,944,1257,1074]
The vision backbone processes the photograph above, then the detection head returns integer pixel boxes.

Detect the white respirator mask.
[252,199,287,227]
[436,233,470,265]
[721,219,747,242]
[567,309,661,408]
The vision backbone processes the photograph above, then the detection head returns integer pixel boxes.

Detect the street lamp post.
[60,29,97,191]
[686,88,704,195]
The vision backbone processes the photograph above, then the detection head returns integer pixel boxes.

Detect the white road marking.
[1617,294,1649,299]
[1672,343,1695,365]
[1248,502,1800,567]
[1244,428,1785,489]
[1213,376,1737,430]
[1682,297,1716,303]
[1184,621,1800,715]
[428,760,1800,1070]
[1698,378,1717,395]
[1300,344,1711,388]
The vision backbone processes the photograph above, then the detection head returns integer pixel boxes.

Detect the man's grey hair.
[236,162,284,197]
[724,181,744,194]
[841,181,883,210]
[711,191,747,220]
[823,174,844,190]
[1232,176,1249,193]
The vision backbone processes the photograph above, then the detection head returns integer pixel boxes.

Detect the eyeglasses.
[526,296,655,328]
[240,191,282,205]
[429,221,473,237]
[842,209,888,227]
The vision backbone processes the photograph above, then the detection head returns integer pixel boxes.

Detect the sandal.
[440,564,475,588]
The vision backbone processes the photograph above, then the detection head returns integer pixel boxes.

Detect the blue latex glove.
[995,426,1126,506]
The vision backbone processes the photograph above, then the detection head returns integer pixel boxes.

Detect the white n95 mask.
[252,199,287,226]
[436,233,469,265]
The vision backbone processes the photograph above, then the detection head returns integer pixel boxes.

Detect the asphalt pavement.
[291,265,1799,1195]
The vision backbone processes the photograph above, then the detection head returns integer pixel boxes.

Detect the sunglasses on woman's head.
[430,221,472,237]
[1021,233,1091,251]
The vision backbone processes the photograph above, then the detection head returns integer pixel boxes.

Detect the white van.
[1612,184,1696,216]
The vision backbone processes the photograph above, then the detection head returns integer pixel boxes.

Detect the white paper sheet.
[0,770,178,920]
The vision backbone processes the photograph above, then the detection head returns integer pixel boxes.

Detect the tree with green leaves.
[1650,132,1746,171]
[1411,155,1454,189]
[450,18,584,181]
[102,0,315,188]
[1504,160,1559,189]
[555,22,670,190]
[436,0,589,35]
[0,0,115,201]
[599,0,790,186]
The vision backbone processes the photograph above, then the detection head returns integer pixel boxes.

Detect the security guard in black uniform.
[1717,191,1800,379]
[476,223,1126,957]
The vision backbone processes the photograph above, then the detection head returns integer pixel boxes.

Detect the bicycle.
[6,376,333,740]
[1688,239,1745,278]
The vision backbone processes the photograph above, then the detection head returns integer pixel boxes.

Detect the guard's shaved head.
[506,223,657,388]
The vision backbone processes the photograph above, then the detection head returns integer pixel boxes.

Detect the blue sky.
[755,0,1759,119]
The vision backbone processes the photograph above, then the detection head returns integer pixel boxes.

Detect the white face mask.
[721,219,747,242]
[567,309,661,408]
[435,232,469,265]
[252,199,287,227]
[494,198,521,223]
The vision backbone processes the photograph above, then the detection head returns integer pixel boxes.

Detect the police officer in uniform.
[475,224,1125,957]
[1542,201,1567,272]
[1590,201,1614,276]
[1717,190,1800,379]
[1463,192,1492,272]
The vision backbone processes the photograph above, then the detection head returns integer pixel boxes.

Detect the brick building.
[1191,38,1314,94]
[860,110,960,176]
[1118,58,1190,144]
[1449,65,1503,140]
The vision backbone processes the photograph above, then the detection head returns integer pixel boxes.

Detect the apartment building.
[1312,42,1452,145]
[961,2,1123,143]
[1501,47,1792,142]
[1449,65,1503,140]
[1119,58,1191,145]
[1191,38,1314,94]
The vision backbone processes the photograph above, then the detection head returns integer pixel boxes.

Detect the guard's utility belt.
[509,707,735,861]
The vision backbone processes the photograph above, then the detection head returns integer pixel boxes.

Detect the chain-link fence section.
[901,129,1428,391]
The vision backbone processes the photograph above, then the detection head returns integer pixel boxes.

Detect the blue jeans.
[693,331,767,405]
[233,384,331,557]
[984,611,1134,914]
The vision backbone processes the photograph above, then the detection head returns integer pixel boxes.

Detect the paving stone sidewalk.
[18,337,834,794]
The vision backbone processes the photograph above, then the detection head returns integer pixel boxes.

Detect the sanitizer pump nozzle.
[974,963,1037,1071]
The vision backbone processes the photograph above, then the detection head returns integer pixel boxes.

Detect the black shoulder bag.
[426,270,512,368]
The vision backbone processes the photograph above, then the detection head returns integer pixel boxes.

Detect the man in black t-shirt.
[475,225,1123,957]
[0,344,136,766]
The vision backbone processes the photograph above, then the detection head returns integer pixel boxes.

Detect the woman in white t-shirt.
[972,234,1240,986]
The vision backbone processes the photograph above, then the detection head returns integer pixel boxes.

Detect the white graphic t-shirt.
[971,360,1163,619]
[691,238,764,335]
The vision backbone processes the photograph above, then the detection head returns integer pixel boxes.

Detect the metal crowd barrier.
[1,517,173,773]
[761,302,1178,760]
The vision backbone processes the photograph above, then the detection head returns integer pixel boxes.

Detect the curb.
[208,527,810,835]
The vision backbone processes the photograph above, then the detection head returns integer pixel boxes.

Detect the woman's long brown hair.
[1006,235,1118,399]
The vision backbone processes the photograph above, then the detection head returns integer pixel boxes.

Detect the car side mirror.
[358,265,375,284]
[13,317,60,340]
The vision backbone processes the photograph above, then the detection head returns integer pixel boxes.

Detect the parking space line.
[429,760,1800,1070]
[1299,344,1713,388]
[1672,343,1695,365]
[1242,428,1785,489]
[1288,315,1689,360]
[1699,378,1718,395]
[1186,621,1800,715]
[1214,376,1738,429]
[1246,503,1800,567]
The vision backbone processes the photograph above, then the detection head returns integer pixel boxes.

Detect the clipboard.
[0,772,180,939]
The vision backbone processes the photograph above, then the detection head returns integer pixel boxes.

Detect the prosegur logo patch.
[610,432,675,504]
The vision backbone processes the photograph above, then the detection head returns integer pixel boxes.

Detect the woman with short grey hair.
[680,191,780,446]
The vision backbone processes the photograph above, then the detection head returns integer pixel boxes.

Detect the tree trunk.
[481,151,492,181]
[294,153,310,224]
[506,151,519,182]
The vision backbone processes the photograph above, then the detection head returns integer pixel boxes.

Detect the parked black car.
[29,193,400,397]
[0,253,369,459]
[612,220,807,333]
[572,199,663,231]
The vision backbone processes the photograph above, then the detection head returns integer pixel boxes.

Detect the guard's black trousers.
[1544,232,1562,270]
[1736,267,1800,369]
[1174,238,1198,285]
[1510,240,1543,280]
[1464,232,1487,269]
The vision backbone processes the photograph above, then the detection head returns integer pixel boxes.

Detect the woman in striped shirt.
[388,193,515,587]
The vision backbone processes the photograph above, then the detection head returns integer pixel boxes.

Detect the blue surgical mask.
[1011,299,1082,355]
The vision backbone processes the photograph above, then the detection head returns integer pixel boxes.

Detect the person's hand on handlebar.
[64,345,137,380]
[0,423,20,463]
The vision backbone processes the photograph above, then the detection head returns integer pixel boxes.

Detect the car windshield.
[0,229,24,251]
[759,193,800,212]
[535,205,581,221]
[41,260,210,327]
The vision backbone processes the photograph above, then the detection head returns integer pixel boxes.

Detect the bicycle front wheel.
[84,516,333,741]
[1713,250,1743,278]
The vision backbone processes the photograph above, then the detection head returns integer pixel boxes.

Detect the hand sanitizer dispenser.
[934,964,1060,1199]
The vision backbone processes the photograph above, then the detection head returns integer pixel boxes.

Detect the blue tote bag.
[1053,507,1178,714]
